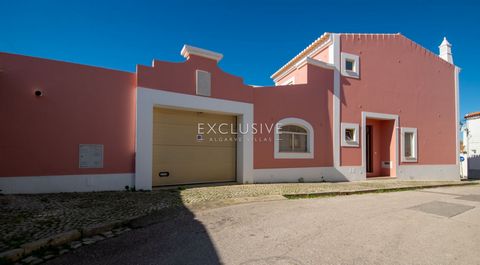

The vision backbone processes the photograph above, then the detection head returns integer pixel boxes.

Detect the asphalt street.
[46,185,480,265]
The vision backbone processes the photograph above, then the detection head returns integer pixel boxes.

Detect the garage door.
[152,108,236,186]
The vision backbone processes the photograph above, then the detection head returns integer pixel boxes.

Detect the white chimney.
[439,37,453,64]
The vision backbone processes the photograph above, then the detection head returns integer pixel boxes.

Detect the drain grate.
[409,201,474,217]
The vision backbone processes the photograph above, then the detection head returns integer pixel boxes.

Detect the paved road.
[46,185,480,265]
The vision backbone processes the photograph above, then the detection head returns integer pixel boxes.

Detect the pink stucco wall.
[275,64,309,85]
[254,64,334,168]
[312,46,330,62]
[339,34,457,166]
[138,55,335,169]
[0,52,136,177]
[0,33,457,181]
[137,55,253,103]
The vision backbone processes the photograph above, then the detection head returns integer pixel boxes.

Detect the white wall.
[463,117,480,179]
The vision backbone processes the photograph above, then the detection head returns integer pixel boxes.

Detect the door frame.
[135,87,254,191]
[361,112,399,177]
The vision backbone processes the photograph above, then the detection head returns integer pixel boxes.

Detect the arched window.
[274,118,314,159]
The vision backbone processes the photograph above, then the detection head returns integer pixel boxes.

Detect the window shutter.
[196,70,211,96]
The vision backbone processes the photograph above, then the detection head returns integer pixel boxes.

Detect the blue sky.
[0,0,478,119]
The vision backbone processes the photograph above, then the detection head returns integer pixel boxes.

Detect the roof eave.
[270,32,332,81]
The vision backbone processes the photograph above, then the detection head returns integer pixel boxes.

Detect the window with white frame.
[401,127,417,162]
[341,52,360,79]
[279,125,308,152]
[274,118,314,159]
[341,123,359,147]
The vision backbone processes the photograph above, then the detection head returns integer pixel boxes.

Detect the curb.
[283,182,478,199]
[0,216,141,263]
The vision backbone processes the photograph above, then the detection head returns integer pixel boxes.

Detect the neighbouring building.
[0,33,461,193]
[461,112,480,179]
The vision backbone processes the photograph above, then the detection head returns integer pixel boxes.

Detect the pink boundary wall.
[0,53,136,177]
[0,33,460,192]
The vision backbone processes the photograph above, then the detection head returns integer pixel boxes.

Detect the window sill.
[401,157,418,163]
[341,141,359,147]
[343,70,359,79]
[274,152,314,159]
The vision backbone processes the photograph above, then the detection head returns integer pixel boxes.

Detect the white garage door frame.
[135,87,254,190]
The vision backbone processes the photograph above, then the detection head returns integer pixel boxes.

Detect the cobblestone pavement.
[0,180,472,252]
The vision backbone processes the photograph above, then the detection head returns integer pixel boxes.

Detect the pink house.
[0,33,460,193]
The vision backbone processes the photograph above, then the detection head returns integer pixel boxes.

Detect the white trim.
[136,87,254,190]
[271,33,332,83]
[274,67,296,86]
[295,57,336,71]
[253,166,365,183]
[275,57,336,86]
[332,34,341,167]
[341,52,360,79]
[341,122,360,147]
[306,57,336,70]
[361,112,399,169]
[400,127,418,163]
[396,164,459,180]
[455,66,460,166]
[279,76,295,86]
[180,45,223,62]
[0,173,134,194]
[274,118,314,159]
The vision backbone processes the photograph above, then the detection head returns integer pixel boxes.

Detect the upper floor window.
[345,59,355,71]
[274,118,314,159]
[341,52,360,79]
[341,123,359,147]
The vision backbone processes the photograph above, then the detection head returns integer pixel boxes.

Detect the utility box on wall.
[79,144,104,168]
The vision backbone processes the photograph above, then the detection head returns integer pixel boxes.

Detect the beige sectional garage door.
[152,108,236,186]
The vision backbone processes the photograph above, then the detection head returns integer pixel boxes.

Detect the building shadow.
[467,155,480,180]
[45,189,221,265]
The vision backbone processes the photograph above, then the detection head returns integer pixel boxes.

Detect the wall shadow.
[467,155,480,180]
[45,189,221,265]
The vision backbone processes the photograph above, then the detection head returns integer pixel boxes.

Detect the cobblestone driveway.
[0,180,470,252]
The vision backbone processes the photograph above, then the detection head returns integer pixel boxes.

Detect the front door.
[366,125,373,173]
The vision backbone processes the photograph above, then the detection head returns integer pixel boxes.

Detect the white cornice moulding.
[273,57,335,84]
[271,34,332,80]
[180,45,223,62]
[302,57,335,70]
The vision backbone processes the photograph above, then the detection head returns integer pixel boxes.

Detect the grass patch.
[283,183,478,200]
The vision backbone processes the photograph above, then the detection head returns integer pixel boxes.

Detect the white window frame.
[341,122,359,147]
[341,52,360,79]
[274,117,314,159]
[401,127,418,162]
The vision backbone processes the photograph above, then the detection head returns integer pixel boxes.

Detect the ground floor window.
[279,125,308,152]
[401,127,417,162]
[274,118,314,159]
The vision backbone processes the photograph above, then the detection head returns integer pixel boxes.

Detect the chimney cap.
[440,37,452,47]
[180,45,223,62]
